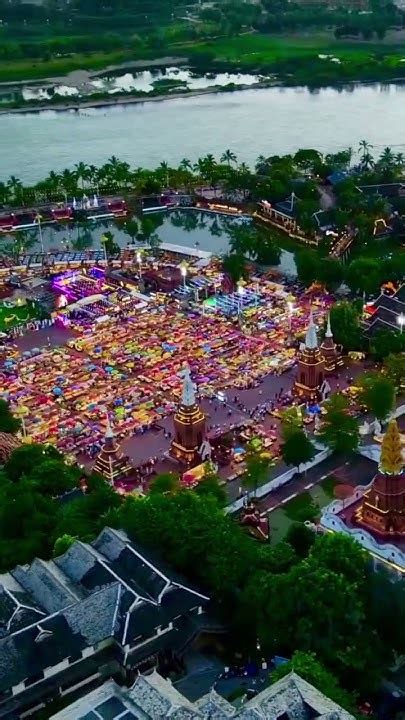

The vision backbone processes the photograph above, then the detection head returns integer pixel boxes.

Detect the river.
[2,83,405,183]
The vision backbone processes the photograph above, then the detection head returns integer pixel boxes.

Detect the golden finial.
[379,420,403,475]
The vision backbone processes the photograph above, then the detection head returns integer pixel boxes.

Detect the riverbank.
[0,80,276,115]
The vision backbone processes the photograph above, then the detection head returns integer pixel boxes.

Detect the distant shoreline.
[0,81,274,115]
[1,73,405,116]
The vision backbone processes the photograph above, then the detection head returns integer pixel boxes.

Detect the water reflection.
[0,209,297,274]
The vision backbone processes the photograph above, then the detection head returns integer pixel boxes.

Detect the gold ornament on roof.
[379,420,403,475]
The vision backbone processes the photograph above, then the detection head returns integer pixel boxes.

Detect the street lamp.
[180,264,187,289]
[101,234,108,263]
[397,313,405,334]
[35,212,44,254]
[287,300,294,332]
[136,251,142,279]
[237,282,244,316]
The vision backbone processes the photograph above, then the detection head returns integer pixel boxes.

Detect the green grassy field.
[0,50,131,83]
[186,33,405,65]
[1,31,405,84]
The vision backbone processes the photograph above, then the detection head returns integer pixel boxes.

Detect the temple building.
[92,417,132,484]
[51,669,356,720]
[320,421,405,578]
[293,309,325,401]
[355,419,404,536]
[170,364,206,467]
[320,314,340,374]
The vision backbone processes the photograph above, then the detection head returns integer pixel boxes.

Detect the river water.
[2,83,405,183]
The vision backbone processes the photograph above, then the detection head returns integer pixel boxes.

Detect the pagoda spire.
[180,363,196,407]
[325,313,333,338]
[379,420,403,475]
[305,308,318,350]
[169,363,206,467]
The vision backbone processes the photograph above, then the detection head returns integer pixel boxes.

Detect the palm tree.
[123,218,139,245]
[158,161,170,188]
[255,154,270,174]
[60,169,78,197]
[358,139,373,159]
[74,161,90,190]
[7,176,23,205]
[220,149,237,166]
[179,158,192,172]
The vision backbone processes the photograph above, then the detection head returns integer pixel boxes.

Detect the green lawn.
[186,33,404,65]
[0,50,131,83]
[1,30,404,83]
[0,302,41,331]
[269,475,337,544]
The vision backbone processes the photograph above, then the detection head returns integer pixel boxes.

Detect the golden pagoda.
[356,420,404,536]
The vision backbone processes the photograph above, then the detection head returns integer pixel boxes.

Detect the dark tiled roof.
[358,183,405,198]
[0,528,209,696]
[12,559,77,614]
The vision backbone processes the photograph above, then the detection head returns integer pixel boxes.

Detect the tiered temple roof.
[51,669,356,719]
[92,417,132,484]
[0,528,209,699]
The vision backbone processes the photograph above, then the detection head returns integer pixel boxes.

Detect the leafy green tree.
[383,353,405,389]
[345,257,381,296]
[309,532,368,587]
[101,230,120,256]
[108,490,255,598]
[55,473,121,542]
[0,479,57,569]
[149,472,179,495]
[285,522,316,558]
[28,459,79,497]
[329,301,363,351]
[123,218,139,244]
[256,556,367,678]
[295,250,320,287]
[4,444,60,483]
[222,252,248,285]
[294,148,323,171]
[242,439,272,497]
[359,372,396,422]
[270,651,358,716]
[256,542,298,575]
[281,429,316,473]
[317,258,344,292]
[53,534,76,557]
[280,407,302,438]
[194,466,226,506]
[318,393,360,454]
[0,399,20,434]
[370,329,405,361]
